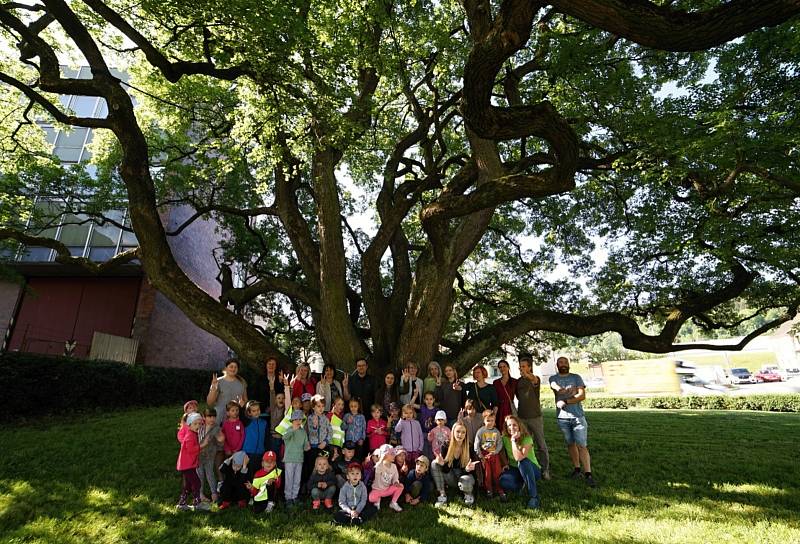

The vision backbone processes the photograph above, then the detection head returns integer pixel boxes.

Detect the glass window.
[53,127,89,163]
[119,211,138,251]
[88,210,123,261]
[19,200,62,262]
[58,213,91,257]
[70,96,99,118]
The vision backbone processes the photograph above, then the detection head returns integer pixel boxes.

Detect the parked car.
[727,367,755,385]
[780,367,800,380]
[753,369,783,383]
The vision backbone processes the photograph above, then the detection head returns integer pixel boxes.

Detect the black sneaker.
[585,474,597,488]
[568,468,582,480]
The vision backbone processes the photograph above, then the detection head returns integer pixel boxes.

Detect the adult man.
[516,354,551,480]
[345,358,377,407]
[549,356,595,487]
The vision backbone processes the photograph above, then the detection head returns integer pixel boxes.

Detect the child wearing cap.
[368,445,404,512]
[334,462,376,525]
[176,412,208,511]
[427,410,451,459]
[404,455,432,505]
[197,408,224,503]
[247,450,282,513]
[180,399,199,427]
[282,409,310,507]
[218,451,251,509]
[243,400,271,475]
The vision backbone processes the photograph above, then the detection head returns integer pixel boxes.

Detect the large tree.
[1,0,799,373]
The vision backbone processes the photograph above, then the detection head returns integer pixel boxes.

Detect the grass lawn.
[2,407,799,544]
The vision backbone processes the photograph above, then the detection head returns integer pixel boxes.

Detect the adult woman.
[315,362,344,411]
[374,369,399,415]
[499,415,542,509]
[423,361,443,396]
[435,364,464,427]
[206,358,248,427]
[251,356,283,409]
[494,359,517,432]
[290,362,316,400]
[399,362,423,408]
[464,364,498,415]
[206,358,248,479]
[430,421,478,505]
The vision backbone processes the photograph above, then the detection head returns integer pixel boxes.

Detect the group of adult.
[205,353,595,508]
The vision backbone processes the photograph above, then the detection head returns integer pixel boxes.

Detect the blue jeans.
[500,459,541,500]
[557,416,588,446]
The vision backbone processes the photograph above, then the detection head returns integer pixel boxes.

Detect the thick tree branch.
[549,0,800,52]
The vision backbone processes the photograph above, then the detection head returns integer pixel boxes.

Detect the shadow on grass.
[2,406,800,543]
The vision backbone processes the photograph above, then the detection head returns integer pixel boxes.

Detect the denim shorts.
[557,416,588,446]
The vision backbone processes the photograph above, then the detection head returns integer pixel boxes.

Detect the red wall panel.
[9,277,140,357]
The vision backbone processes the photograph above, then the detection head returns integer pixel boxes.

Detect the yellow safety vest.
[330,412,345,447]
[276,408,306,436]
[252,467,283,501]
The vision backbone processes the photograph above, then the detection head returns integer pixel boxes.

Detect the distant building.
[0,67,228,370]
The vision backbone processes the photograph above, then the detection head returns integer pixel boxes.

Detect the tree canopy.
[1,0,799,373]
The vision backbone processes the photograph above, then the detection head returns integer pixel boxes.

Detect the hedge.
[542,394,800,412]
[0,352,213,421]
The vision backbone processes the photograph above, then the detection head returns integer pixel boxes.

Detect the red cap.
[262,451,277,462]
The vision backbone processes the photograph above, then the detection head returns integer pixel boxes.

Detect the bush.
[586,394,800,412]
[0,352,212,421]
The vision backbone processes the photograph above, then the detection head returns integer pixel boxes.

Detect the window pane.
[58,213,90,256]
[71,96,98,117]
[53,128,88,163]
[120,212,138,248]
[88,211,123,261]
[42,127,58,146]
[19,247,53,262]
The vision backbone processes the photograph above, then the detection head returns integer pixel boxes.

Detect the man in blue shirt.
[549,357,596,488]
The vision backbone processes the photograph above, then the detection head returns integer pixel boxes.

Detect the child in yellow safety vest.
[327,397,346,459]
[246,451,282,513]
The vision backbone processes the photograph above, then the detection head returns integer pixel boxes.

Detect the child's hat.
[245,400,261,411]
[343,440,356,450]
[231,451,247,466]
[435,410,447,420]
[416,455,430,469]
[393,446,406,456]
[262,451,276,462]
[375,444,395,458]
[301,393,312,402]
[290,409,305,421]
[186,412,202,426]
[183,400,198,413]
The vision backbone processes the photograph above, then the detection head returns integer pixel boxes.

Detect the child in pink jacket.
[176,413,209,511]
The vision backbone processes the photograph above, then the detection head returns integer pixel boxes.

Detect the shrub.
[0,352,212,421]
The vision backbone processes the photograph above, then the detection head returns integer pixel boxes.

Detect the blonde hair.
[443,422,471,468]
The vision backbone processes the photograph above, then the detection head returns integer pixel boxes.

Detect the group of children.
[176,379,516,524]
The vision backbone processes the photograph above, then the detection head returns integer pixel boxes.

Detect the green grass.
[2,407,799,544]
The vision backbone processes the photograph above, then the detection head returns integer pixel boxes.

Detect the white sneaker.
[435,495,447,506]
[195,502,210,512]
[389,502,403,512]
[464,494,475,506]
[265,501,275,513]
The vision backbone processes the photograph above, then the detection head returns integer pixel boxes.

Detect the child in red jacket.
[176,413,209,511]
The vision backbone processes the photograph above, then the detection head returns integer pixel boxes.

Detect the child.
[243,400,271,475]
[181,399,199,425]
[218,451,251,509]
[428,410,451,459]
[304,395,333,487]
[327,397,346,459]
[197,408,223,503]
[301,392,313,414]
[343,398,367,458]
[419,392,438,458]
[458,399,482,456]
[176,412,209,511]
[334,441,358,489]
[474,409,505,499]
[269,391,286,454]
[247,450,282,513]
[366,404,388,453]
[394,404,424,465]
[307,454,338,510]
[386,402,402,446]
[404,455,432,505]
[368,445,404,512]
[221,401,245,456]
[282,410,310,507]
[394,446,410,478]
[334,462,376,525]
[362,449,378,488]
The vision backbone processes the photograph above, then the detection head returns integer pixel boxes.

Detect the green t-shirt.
[502,435,540,468]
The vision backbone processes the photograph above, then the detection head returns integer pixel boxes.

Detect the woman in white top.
[399,362,423,409]
[316,362,344,411]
